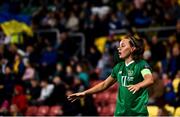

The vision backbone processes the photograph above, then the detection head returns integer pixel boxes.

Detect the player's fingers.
[68,93,79,99]
[133,90,136,94]
[128,86,134,90]
[67,96,73,100]
[68,96,77,102]
[128,87,133,90]
[129,88,135,92]
[67,97,73,101]
[67,96,72,100]
[67,95,76,101]
[126,85,132,88]
[71,98,77,103]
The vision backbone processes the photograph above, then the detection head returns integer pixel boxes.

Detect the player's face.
[117,39,134,59]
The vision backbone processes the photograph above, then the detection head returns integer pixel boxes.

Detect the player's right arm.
[67,75,117,102]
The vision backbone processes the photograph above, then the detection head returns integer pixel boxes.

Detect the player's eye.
[121,44,125,47]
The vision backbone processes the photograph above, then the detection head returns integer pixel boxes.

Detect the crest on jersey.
[127,76,134,81]
[128,70,134,76]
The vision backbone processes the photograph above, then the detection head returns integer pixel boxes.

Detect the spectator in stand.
[64,65,75,86]
[162,73,176,106]
[28,79,41,105]
[46,76,67,105]
[54,62,65,79]
[127,1,152,28]
[9,104,22,116]
[4,44,17,65]
[66,11,79,31]
[176,19,180,44]
[37,79,54,105]
[169,43,180,77]
[87,45,101,68]
[76,63,89,88]
[25,45,39,66]
[115,2,129,28]
[71,77,86,93]
[150,35,167,63]
[12,54,25,82]
[22,62,35,81]
[57,31,74,62]
[96,48,113,80]
[0,100,9,115]
[11,85,28,115]
[1,66,15,102]
[40,44,58,78]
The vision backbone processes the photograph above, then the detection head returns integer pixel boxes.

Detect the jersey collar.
[125,60,135,67]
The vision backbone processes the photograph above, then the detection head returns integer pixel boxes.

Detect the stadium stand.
[0,0,180,116]
[36,106,50,116]
[25,106,38,116]
[48,105,63,116]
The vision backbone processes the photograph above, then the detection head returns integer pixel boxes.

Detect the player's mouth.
[118,52,121,56]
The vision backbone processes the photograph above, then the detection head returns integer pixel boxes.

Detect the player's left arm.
[127,68,154,94]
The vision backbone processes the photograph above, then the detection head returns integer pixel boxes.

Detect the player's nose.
[117,47,121,51]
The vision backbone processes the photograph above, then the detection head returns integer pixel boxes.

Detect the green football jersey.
[111,60,151,116]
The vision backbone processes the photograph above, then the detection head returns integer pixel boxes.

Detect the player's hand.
[67,92,86,103]
[126,84,141,94]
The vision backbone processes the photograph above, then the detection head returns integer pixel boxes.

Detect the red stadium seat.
[48,105,63,116]
[96,103,116,116]
[100,106,114,116]
[109,92,117,103]
[107,83,118,92]
[36,106,49,116]
[25,106,38,116]
[94,92,110,106]
[97,105,102,114]
[109,103,116,114]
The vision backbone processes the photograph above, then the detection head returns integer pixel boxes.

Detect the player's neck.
[125,57,134,66]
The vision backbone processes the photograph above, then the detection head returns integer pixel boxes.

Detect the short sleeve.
[111,63,120,80]
[140,60,152,77]
[141,69,152,77]
[141,60,152,71]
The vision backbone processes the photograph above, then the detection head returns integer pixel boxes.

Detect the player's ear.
[131,47,136,52]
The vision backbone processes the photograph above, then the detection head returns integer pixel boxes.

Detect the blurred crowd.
[0,0,180,116]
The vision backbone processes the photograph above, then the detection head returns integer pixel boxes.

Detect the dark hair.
[125,34,145,60]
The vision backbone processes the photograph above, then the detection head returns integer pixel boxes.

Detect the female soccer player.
[67,34,154,116]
